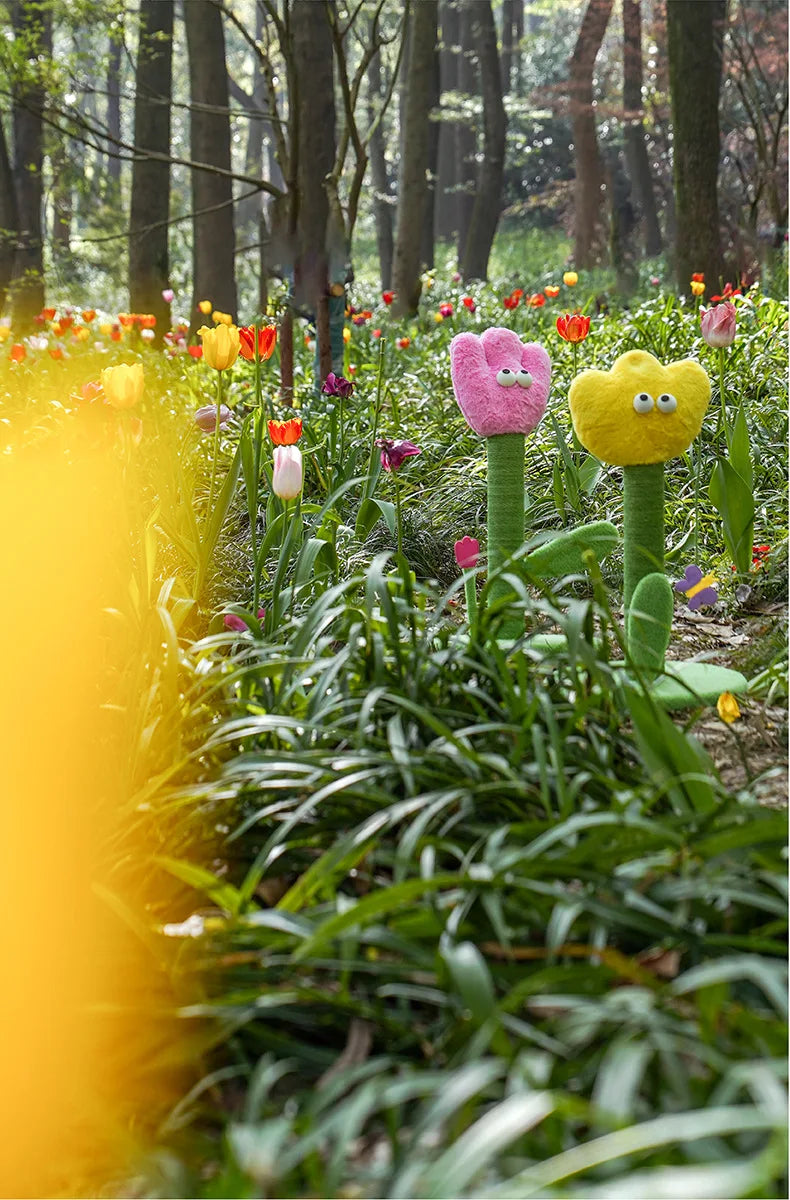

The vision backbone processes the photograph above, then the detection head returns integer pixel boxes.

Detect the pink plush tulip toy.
[450,329,549,616]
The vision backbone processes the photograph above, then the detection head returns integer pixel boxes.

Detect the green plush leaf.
[626,573,673,672]
[524,521,619,578]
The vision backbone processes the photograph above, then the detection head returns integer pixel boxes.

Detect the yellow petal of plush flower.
[568,349,710,466]
[716,692,741,724]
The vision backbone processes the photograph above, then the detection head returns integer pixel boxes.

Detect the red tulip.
[238,324,277,361]
[268,418,302,445]
[556,313,591,343]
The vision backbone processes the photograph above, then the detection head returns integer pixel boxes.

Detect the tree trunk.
[392,0,439,316]
[435,0,460,241]
[51,137,72,254]
[10,0,51,327]
[461,0,506,280]
[185,0,237,326]
[568,0,613,268]
[129,0,174,336]
[500,0,515,92]
[0,118,19,315]
[420,35,441,270]
[105,18,123,192]
[667,0,727,290]
[622,0,662,256]
[367,53,394,290]
[290,0,336,380]
[455,0,478,264]
[511,0,524,93]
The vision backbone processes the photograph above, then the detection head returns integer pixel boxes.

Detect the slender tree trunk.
[367,53,394,290]
[185,0,237,326]
[0,118,19,314]
[435,0,460,241]
[455,1,478,264]
[290,0,336,380]
[461,0,506,280]
[667,0,727,290]
[568,0,613,268]
[392,0,439,316]
[500,0,516,92]
[51,137,72,254]
[420,36,441,270]
[105,18,123,192]
[622,0,662,256]
[129,0,174,335]
[511,0,524,93]
[10,0,51,327]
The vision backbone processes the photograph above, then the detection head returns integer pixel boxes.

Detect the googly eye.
[632,391,654,414]
[656,392,677,413]
[516,369,533,388]
[496,368,517,387]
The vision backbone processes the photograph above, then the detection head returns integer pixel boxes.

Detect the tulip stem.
[206,370,224,524]
[393,470,403,559]
[464,570,478,622]
[252,331,264,612]
[718,346,729,443]
[365,339,386,500]
[572,342,578,378]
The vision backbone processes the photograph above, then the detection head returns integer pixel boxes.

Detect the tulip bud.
[198,324,240,370]
[700,302,736,348]
[272,444,303,500]
[101,362,144,409]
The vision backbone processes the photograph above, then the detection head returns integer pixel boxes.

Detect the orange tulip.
[268,418,302,445]
[81,310,96,323]
[544,285,560,298]
[10,343,26,363]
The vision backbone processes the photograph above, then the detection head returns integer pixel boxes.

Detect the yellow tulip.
[199,323,240,370]
[690,280,706,297]
[716,692,741,724]
[563,271,578,287]
[74,327,90,342]
[99,322,113,336]
[211,310,232,326]
[0,326,10,342]
[101,362,144,409]
[198,299,213,315]
[342,326,351,343]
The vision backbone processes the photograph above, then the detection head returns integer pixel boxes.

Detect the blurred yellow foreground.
[0,418,184,1196]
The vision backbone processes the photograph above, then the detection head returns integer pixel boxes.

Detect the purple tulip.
[375,437,421,473]
[195,403,232,432]
[322,372,354,398]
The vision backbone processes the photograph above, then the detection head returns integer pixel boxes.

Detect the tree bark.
[367,53,394,290]
[185,0,238,326]
[455,0,478,264]
[500,0,516,92]
[435,0,460,240]
[129,0,174,335]
[290,0,336,380]
[392,0,439,315]
[667,0,727,290]
[622,0,662,255]
[105,17,123,192]
[420,35,441,270]
[10,0,51,327]
[0,118,19,315]
[460,0,506,280]
[51,137,72,254]
[568,0,613,268]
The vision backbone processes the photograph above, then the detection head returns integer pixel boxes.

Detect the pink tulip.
[700,301,736,348]
[224,614,247,632]
[454,536,480,569]
[162,288,174,303]
[272,444,303,500]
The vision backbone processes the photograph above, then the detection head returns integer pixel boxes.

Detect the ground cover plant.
[1,243,788,1198]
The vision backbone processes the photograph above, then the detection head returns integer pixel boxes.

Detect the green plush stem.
[486,432,525,610]
[463,571,477,621]
[623,463,665,612]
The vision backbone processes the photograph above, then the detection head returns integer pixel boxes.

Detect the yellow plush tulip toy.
[569,350,746,708]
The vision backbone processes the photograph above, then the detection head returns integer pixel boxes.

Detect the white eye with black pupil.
[656,392,677,413]
[632,391,654,414]
[496,368,517,387]
[516,369,533,388]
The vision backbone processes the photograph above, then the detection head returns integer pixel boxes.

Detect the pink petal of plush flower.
[450,328,551,438]
[454,536,480,569]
